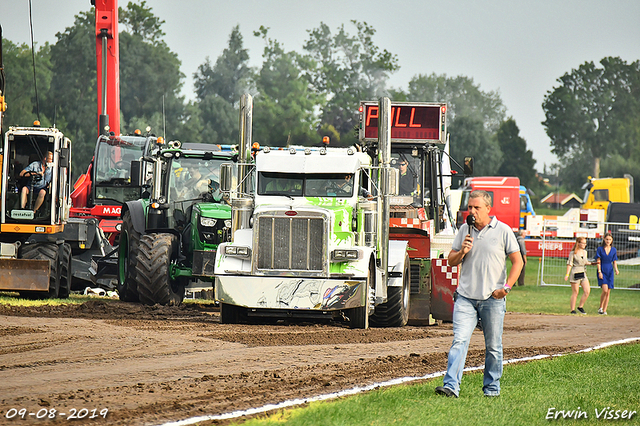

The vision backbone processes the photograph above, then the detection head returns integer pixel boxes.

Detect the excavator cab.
[1,125,71,226]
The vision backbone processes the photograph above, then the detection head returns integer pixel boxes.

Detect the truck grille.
[256,214,326,272]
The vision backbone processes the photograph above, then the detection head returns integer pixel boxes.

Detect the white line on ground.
[157,337,640,426]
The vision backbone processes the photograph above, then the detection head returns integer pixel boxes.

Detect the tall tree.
[449,116,502,177]
[118,2,185,139]
[1,40,53,129]
[48,11,96,174]
[193,25,250,104]
[303,20,399,146]
[406,73,506,132]
[251,26,320,146]
[192,25,251,145]
[119,0,165,43]
[542,57,640,178]
[495,118,536,187]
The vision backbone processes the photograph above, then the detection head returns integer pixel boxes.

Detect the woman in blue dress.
[595,232,620,315]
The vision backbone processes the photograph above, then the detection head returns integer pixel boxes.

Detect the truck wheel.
[349,260,374,329]
[371,254,410,327]
[220,303,246,324]
[117,210,140,302]
[19,243,60,299]
[136,233,185,306]
[57,243,72,299]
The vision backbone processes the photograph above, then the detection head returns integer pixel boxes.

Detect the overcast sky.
[3,0,640,170]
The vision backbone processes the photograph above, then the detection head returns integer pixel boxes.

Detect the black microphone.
[466,214,476,236]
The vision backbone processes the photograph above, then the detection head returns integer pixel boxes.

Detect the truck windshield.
[258,172,357,198]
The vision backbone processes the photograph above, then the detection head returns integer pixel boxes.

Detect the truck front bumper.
[215,275,366,310]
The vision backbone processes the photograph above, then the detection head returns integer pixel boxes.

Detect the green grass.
[0,292,89,307]
[236,343,640,426]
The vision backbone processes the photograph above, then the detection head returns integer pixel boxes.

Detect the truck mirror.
[463,156,474,175]
[219,163,233,192]
[59,148,70,168]
[388,168,399,196]
[130,160,141,186]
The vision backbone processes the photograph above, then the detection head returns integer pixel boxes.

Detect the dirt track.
[1,300,639,425]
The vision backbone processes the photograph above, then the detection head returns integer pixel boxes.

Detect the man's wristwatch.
[503,285,511,294]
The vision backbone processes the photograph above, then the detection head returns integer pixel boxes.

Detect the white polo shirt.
[452,216,520,300]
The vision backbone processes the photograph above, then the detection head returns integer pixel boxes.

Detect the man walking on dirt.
[435,190,523,398]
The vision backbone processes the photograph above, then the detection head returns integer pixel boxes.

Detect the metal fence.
[536,220,640,290]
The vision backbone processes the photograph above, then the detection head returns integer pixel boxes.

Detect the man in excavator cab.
[19,150,53,214]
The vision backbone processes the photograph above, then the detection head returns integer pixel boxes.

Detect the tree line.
[2,1,639,203]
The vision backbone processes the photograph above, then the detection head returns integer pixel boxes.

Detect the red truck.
[457,176,523,232]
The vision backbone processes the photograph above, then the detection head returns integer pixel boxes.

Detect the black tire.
[349,259,374,329]
[57,243,72,299]
[19,242,60,299]
[136,233,185,306]
[117,210,140,302]
[220,303,246,324]
[371,254,410,327]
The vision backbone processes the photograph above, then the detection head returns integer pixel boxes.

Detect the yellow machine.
[0,124,74,297]
[581,174,634,216]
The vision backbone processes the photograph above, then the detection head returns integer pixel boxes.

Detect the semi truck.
[214,96,465,328]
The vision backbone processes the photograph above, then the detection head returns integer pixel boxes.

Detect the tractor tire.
[349,260,374,329]
[370,254,411,327]
[19,242,60,299]
[136,233,185,306]
[117,210,140,302]
[57,243,72,299]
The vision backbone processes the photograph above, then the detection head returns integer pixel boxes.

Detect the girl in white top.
[564,237,592,314]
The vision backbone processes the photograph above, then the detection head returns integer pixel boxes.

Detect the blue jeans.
[442,293,506,396]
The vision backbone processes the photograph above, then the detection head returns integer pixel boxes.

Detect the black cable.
[28,0,40,123]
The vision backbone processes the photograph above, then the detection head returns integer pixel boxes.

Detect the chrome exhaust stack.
[378,97,392,283]
[232,93,254,238]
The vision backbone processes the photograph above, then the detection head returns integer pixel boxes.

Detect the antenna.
[163,94,166,140]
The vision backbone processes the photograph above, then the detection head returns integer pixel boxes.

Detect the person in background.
[595,232,619,315]
[20,151,53,213]
[398,160,415,195]
[178,165,209,199]
[327,174,371,198]
[435,190,522,398]
[516,230,527,286]
[564,237,592,314]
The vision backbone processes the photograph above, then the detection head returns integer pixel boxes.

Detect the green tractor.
[117,140,236,305]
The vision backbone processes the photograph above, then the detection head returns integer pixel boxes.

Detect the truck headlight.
[225,245,251,258]
[200,217,217,227]
[332,249,359,261]
[224,219,232,228]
